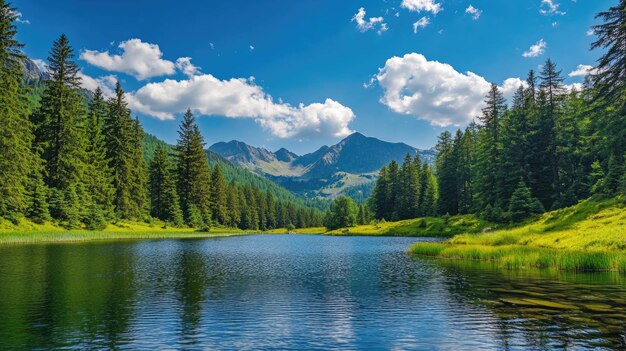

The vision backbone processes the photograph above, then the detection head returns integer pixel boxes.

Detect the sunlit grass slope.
[0,219,254,245]
[409,197,626,272]
[324,215,490,237]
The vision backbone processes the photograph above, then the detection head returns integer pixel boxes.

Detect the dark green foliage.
[591,0,626,104]
[149,146,184,226]
[508,181,544,222]
[0,1,37,218]
[84,88,114,217]
[26,170,50,224]
[176,109,212,226]
[324,196,358,230]
[210,165,228,225]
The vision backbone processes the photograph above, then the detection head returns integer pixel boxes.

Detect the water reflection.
[0,235,624,350]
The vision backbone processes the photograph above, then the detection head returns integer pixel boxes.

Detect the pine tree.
[26,170,50,224]
[84,87,114,218]
[210,165,228,225]
[435,131,459,215]
[32,34,87,188]
[104,82,135,219]
[31,34,88,219]
[372,166,390,220]
[475,83,506,209]
[265,191,277,229]
[129,117,150,219]
[226,183,241,228]
[176,109,212,226]
[591,0,626,104]
[387,160,400,220]
[0,1,38,219]
[500,86,532,206]
[508,181,544,222]
[149,146,183,226]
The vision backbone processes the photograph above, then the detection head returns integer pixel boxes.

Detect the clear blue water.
[0,235,624,350]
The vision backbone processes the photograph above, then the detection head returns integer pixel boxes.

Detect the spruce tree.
[0,1,38,219]
[104,82,135,219]
[210,165,228,225]
[149,146,183,226]
[84,87,114,218]
[129,116,150,218]
[265,192,277,229]
[475,83,506,209]
[591,0,626,104]
[31,34,88,220]
[508,181,544,222]
[176,109,212,226]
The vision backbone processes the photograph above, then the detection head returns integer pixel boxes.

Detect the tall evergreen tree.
[84,87,114,218]
[149,146,183,226]
[475,83,506,209]
[175,109,212,226]
[210,165,228,225]
[0,1,38,219]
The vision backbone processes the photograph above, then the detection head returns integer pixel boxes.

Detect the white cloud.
[249,45,255,51]
[401,0,442,14]
[465,5,482,20]
[175,57,201,77]
[9,10,30,24]
[81,39,176,80]
[126,74,355,138]
[371,53,526,127]
[540,0,566,15]
[501,77,528,102]
[586,29,594,36]
[412,17,430,33]
[352,8,388,34]
[78,72,118,98]
[522,39,547,58]
[568,64,597,77]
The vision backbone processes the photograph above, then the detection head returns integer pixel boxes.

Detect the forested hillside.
[0,1,322,231]
[328,1,626,230]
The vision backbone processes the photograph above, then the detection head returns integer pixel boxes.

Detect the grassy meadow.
[409,197,626,272]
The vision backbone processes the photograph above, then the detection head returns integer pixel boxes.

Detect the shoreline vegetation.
[409,197,626,273]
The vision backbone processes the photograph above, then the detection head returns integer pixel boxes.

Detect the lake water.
[0,235,624,350]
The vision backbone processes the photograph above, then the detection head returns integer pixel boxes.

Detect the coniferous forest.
[365,1,626,225]
[0,1,322,231]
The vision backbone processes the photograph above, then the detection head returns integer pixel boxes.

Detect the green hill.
[143,134,328,210]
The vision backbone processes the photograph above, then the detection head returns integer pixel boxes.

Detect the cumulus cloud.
[412,17,430,33]
[81,39,176,80]
[522,39,547,58]
[568,64,596,77]
[352,8,388,34]
[126,74,355,138]
[540,0,565,15]
[78,72,118,98]
[371,53,527,127]
[175,57,200,77]
[465,5,482,20]
[501,77,528,102]
[401,0,442,14]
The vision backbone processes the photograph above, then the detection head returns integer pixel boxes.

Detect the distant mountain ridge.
[209,132,435,199]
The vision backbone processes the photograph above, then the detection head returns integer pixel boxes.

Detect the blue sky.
[13,0,611,154]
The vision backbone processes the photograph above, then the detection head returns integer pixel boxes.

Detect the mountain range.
[210,132,434,199]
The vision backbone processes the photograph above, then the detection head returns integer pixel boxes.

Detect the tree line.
[0,1,322,230]
[327,0,626,226]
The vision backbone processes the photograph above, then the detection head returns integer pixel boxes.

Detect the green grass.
[409,197,626,272]
[0,218,258,245]
[324,214,491,237]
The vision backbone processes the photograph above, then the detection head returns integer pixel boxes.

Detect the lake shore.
[409,198,626,273]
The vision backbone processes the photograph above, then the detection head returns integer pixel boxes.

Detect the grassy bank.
[409,198,626,272]
[324,215,490,237]
[0,218,256,245]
